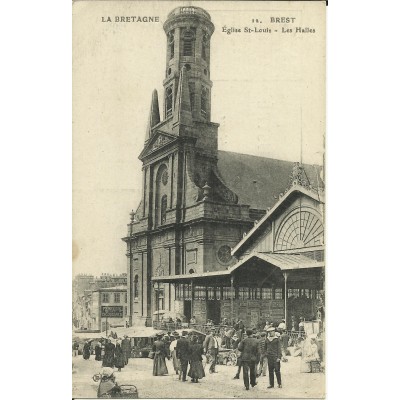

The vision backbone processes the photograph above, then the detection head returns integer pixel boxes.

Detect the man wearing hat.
[238,329,260,390]
[176,331,191,381]
[278,319,286,333]
[280,330,289,361]
[265,326,282,388]
[257,331,268,377]
[121,335,131,365]
[169,332,182,377]
[203,327,219,373]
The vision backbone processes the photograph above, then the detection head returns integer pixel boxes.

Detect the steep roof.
[217,150,323,210]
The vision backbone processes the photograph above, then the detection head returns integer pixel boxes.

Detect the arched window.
[168,31,174,59]
[202,32,209,60]
[275,207,324,251]
[201,87,208,118]
[161,195,167,224]
[166,87,173,118]
[183,29,194,56]
[134,275,139,299]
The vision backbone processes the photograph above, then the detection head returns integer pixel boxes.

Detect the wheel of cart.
[118,385,139,398]
[97,384,139,398]
[226,351,237,366]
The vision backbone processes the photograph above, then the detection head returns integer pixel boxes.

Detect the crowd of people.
[151,331,206,383]
[72,335,132,372]
[148,319,295,391]
[73,316,324,393]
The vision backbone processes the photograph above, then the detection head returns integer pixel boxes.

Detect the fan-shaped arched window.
[275,207,324,251]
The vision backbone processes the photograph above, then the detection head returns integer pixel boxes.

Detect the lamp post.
[283,272,289,324]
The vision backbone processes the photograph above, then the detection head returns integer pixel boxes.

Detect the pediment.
[139,131,178,160]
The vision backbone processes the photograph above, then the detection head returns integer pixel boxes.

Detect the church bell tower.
[163,7,215,123]
[125,7,243,328]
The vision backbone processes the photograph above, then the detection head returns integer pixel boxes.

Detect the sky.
[72,0,325,277]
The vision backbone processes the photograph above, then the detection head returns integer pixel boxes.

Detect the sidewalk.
[72,354,325,398]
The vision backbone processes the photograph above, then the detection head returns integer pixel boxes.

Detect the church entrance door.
[184,300,192,322]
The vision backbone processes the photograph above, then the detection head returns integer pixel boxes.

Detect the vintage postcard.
[73,0,326,398]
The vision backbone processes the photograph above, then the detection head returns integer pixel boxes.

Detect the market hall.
[151,182,325,330]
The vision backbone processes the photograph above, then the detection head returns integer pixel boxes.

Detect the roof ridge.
[218,149,323,167]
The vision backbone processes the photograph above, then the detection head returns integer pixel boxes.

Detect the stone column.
[191,279,195,319]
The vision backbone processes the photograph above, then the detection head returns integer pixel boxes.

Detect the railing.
[152,321,315,344]
[167,7,211,20]
[152,321,230,335]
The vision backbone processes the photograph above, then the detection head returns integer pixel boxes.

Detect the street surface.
[73,352,324,398]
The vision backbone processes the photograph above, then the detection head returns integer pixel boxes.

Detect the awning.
[112,326,164,338]
[232,252,324,272]
[174,328,206,337]
[151,252,323,283]
[151,269,230,283]
[72,331,104,340]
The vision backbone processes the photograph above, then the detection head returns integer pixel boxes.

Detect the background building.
[72,273,127,330]
[91,285,128,332]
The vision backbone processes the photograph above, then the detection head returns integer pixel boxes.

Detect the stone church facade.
[122,6,324,328]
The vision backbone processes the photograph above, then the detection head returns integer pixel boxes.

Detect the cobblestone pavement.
[72,352,324,399]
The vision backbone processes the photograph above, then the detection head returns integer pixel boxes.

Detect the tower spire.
[172,66,193,132]
[145,89,160,143]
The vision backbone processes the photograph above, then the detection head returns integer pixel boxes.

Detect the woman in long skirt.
[102,339,115,368]
[114,342,125,372]
[95,341,102,361]
[152,335,169,376]
[188,336,205,383]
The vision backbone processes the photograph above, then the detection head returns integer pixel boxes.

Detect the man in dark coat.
[265,327,282,388]
[83,340,91,360]
[176,331,191,382]
[121,335,131,365]
[238,329,260,390]
[232,332,243,380]
[203,328,219,373]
